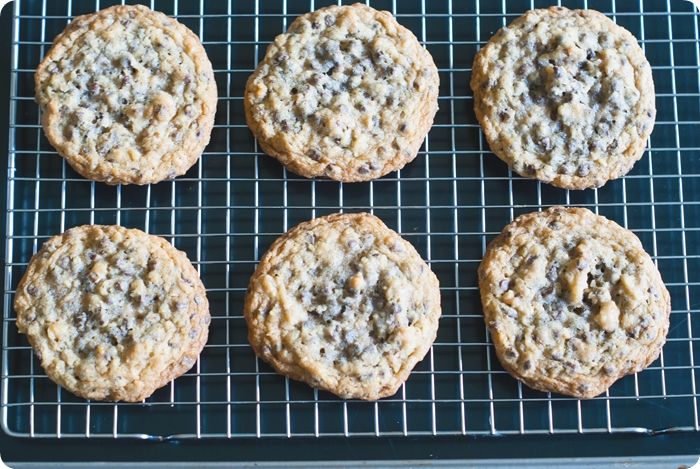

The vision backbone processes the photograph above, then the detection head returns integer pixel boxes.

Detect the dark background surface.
[1,0,700,462]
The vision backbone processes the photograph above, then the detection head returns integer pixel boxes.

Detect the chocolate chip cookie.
[14,225,210,402]
[471,7,655,189]
[478,207,670,398]
[245,4,439,182]
[35,5,217,185]
[244,213,441,400]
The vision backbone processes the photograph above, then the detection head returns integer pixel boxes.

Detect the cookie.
[244,213,441,400]
[470,7,655,190]
[244,4,439,182]
[35,5,217,185]
[478,207,670,398]
[14,225,210,402]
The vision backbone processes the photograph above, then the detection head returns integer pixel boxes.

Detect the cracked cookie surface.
[35,4,217,185]
[471,7,655,189]
[14,225,210,402]
[478,207,670,398]
[244,213,441,400]
[245,3,439,182]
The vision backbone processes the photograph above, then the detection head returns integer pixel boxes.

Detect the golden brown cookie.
[244,213,441,400]
[14,225,210,402]
[478,207,670,398]
[245,4,439,182]
[35,5,217,185]
[471,7,655,189]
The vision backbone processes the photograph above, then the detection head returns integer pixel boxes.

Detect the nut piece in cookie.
[35,5,217,185]
[478,206,670,398]
[244,4,439,182]
[14,225,210,402]
[470,7,655,189]
[244,213,441,400]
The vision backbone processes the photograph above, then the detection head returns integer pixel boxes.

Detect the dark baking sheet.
[1,0,700,462]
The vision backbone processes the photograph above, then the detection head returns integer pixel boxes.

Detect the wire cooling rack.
[2,0,700,441]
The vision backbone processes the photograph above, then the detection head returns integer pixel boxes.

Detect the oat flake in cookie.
[35,5,217,185]
[244,4,439,182]
[471,7,655,189]
[244,213,441,400]
[14,225,210,402]
[478,207,670,398]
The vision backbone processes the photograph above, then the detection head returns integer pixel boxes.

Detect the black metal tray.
[1,0,700,463]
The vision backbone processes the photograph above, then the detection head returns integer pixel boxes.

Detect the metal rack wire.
[2,0,700,440]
